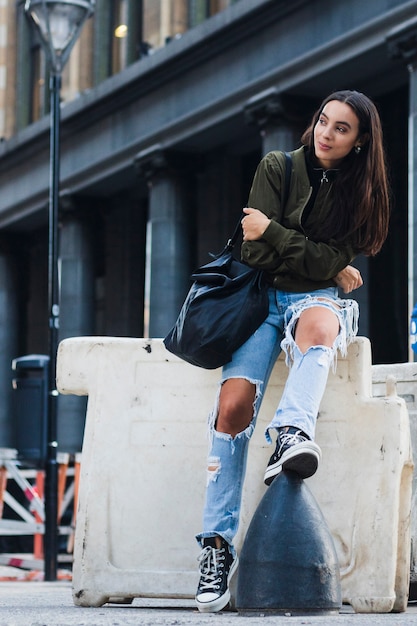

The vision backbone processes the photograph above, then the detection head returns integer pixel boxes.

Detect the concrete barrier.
[56,336,413,612]
[372,362,417,596]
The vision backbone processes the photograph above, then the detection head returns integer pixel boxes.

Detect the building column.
[57,212,95,453]
[244,88,303,155]
[135,145,194,338]
[0,253,18,447]
[388,21,417,357]
[102,193,147,337]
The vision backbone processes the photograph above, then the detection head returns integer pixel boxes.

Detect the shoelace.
[197,545,225,591]
[278,429,306,454]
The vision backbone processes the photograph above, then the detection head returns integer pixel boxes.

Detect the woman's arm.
[242,208,356,282]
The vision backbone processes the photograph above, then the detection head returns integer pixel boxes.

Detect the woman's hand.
[242,207,271,241]
[334,265,363,294]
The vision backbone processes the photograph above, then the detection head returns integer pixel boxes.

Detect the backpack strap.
[283,151,292,207]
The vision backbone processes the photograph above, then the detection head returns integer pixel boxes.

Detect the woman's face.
[313,99,361,170]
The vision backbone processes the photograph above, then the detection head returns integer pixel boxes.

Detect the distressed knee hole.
[282,295,359,370]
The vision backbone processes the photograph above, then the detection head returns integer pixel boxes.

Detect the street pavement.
[0,577,417,626]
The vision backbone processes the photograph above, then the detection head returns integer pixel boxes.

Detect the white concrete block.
[57,336,413,612]
[372,362,417,591]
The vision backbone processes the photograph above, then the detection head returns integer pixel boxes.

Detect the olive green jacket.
[241,146,357,292]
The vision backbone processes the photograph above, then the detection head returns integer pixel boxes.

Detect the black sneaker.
[195,536,238,613]
[264,426,321,485]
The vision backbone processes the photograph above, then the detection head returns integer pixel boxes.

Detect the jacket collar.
[305,147,339,184]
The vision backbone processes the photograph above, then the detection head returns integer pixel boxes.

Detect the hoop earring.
[355,145,361,154]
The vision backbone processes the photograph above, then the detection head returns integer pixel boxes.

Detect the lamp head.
[25,0,95,73]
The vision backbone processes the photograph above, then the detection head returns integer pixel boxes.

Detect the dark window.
[16,1,48,129]
[188,0,239,27]
[94,0,142,84]
[112,0,132,74]
[112,1,128,74]
[142,0,187,53]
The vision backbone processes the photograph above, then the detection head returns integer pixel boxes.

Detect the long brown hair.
[301,90,390,256]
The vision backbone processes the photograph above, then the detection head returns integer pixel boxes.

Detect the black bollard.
[236,471,341,616]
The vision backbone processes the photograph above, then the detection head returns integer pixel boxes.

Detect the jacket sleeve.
[241,152,356,281]
[240,152,288,270]
[260,221,355,280]
[246,151,285,220]
[242,229,355,280]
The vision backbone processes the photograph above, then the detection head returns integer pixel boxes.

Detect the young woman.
[194,90,391,613]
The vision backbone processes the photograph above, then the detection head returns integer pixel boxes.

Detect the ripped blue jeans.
[196,287,358,550]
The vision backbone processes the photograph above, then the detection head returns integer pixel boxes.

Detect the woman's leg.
[197,289,283,546]
[195,290,283,612]
[264,293,359,484]
[199,378,257,548]
[272,305,339,439]
[195,379,256,613]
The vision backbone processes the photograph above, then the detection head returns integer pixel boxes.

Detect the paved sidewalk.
[0,580,417,626]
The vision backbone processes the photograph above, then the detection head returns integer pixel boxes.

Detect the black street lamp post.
[24,0,95,581]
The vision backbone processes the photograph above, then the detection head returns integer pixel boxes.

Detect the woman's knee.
[295,306,339,351]
[216,378,256,437]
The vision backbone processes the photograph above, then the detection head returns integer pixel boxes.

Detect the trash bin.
[11,354,49,466]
